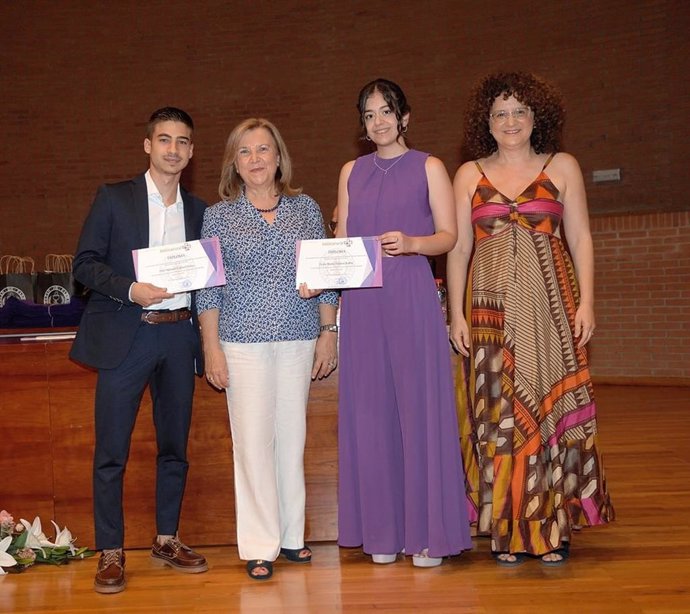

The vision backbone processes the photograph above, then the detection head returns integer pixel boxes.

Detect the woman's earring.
[402,125,408,133]
[365,135,372,141]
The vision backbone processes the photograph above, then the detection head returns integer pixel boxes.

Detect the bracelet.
[320,324,338,333]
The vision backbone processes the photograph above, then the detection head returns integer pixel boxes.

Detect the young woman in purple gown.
[335,78,472,567]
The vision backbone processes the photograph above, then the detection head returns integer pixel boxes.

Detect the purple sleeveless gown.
[338,150,472,557]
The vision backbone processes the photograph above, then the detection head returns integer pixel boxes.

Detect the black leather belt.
[141,308,192,324]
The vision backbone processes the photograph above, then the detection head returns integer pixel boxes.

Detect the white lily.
[20,517,51,555]
[50,521,76,555]
[0,535,18,574]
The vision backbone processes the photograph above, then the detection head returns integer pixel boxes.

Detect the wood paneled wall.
[1,336,338,548]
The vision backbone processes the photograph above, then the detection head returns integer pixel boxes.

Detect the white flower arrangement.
[0,510,94,574]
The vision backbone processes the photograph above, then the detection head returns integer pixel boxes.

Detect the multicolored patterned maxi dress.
[457,155,614,556]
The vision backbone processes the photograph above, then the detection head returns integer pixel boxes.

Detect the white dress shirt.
[142,170,189,311]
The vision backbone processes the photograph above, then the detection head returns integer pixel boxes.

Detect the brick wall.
[590,211,690,383]
[1,0,688,381]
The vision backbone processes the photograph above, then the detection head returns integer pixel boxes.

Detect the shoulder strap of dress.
[542,152,556,170]
[474,160,485,175]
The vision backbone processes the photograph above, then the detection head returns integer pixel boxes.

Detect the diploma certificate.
[295,236,382,289]
[132,237,226,293]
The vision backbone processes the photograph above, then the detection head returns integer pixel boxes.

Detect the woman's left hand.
[380,231,411,256]
[312,331,338,380]
[299,282,323,299]
[574,303,596,348]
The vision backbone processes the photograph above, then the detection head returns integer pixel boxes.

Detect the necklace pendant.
[373,150,407,174]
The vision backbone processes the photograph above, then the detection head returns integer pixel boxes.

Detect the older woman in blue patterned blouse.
[197,118,338,581]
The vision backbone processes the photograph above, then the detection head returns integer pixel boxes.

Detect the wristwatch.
[320,324,339,333]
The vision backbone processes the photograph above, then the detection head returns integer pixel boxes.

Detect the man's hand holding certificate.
[133,237,226,293]
[295,237,382,290]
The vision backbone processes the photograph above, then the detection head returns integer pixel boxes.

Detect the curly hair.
[463,72,565,159]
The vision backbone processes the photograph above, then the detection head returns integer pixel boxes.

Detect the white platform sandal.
[371,553,398,564]
[412,549,442,568]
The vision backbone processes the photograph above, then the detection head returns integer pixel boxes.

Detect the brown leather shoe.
[94,549,126,594]
[151,537,208,573]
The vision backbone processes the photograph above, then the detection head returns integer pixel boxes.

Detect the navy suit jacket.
[70,173,207,371]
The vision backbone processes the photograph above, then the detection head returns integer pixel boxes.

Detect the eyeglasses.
[489,108,531,123]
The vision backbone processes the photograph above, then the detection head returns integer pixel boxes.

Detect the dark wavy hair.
[356,78,411,141]
[463,72,564,159]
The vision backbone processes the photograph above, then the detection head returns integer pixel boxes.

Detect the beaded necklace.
[254,196,281,213]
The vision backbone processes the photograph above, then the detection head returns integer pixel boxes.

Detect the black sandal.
[280,546,312,563]
[492,551,527,567]
[246,559,273,580]
[541,542,570,567]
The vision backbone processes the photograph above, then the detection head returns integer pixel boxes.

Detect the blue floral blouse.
[197,191,338,343]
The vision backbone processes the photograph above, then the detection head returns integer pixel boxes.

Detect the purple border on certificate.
[361,236,383,287]
[200,237,226,287]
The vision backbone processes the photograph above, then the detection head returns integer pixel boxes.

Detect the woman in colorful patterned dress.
[447,72,614,566]
[336,78,472,567]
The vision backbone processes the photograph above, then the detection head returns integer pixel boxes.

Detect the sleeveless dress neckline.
[474,152,556,204]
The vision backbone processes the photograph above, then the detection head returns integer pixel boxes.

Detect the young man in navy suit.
[71,107,208,594]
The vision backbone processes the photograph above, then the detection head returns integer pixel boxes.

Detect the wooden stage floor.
[2,385,689,613]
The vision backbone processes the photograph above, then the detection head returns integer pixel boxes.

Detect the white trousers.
[221,339,316,561]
